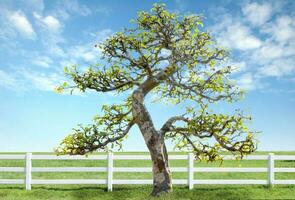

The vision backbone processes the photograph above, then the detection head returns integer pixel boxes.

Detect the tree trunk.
[132,89,172,196]
[139,124,172,196]
[149,140,172,196]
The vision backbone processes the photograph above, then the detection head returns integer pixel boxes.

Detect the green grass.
[0,151,295,200]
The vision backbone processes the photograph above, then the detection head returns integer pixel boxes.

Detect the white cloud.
[67,44,101,63]
[7,10,36,39]
[256,42,284,61]
[225,24,262,50]
[96,29,112,41]
[242,2,272,26]
[0,70,17,89]
[64,0,92,16]
[0,68,65,92]
[34,13,61,32]
[259,58,295,77]
[253,41,295,64]
[263,15,295,43]
[210,3,295,90]
[81,51,96,62]
[21,0,44,13]
[21,69,65,91]
[251,15,295,78]
[65,29,112,63]
[33,14,66,58]
[32,56,53,68]
[43,16,61,31]
[53,0,112,21]
[84,29,112,41]
[211,16,262,50]
[236,73,256,90]
[226,61,247,73]
[54,0,92,20]
[47,43,67,58]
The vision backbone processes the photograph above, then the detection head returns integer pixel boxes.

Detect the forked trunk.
[132,89,172,196]
[138,123,172,196]
[136,116,173,196]
[149,141,172,196]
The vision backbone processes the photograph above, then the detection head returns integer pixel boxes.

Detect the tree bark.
[139,121,172,196]
[132,88,172,196]
[148,140,172,196]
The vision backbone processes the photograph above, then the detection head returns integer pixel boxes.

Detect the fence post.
[268,153,274,187]
[107,152,113,191]
[188,153,194,189]
[25,153,32,190]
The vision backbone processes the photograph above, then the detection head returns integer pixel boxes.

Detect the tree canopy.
[55,4,257,162]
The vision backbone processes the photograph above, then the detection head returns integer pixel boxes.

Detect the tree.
[55,4,257,196]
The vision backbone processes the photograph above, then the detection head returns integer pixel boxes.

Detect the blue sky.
[0,0,294,152]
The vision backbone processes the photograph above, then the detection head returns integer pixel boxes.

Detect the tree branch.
[161,111,256,160]
[56,120,135,155]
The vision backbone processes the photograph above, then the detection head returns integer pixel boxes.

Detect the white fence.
[0,153,295,191]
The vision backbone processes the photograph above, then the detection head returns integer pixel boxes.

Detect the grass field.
[0,151,295,200]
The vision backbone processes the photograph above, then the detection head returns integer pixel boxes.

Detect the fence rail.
[0,153,295,191]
